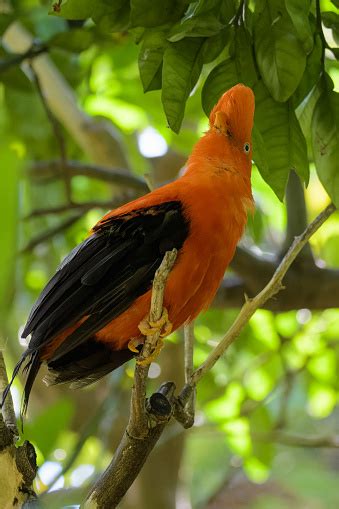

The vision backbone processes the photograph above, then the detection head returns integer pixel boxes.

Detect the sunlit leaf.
[250,310,280,350]
[307,349,337,383]
[307,381,337,418]
[223,417,252,456]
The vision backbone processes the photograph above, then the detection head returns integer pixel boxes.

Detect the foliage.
[0,0,339,508]
[49,0,339,202]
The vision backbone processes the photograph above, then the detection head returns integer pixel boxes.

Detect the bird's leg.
[136,307,173,365]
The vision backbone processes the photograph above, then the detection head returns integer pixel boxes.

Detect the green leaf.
[52,0,130,32]
[249,407,274,478]
[138,28,168,92]
[331,0,339,8]
[322,11,339,32]
[92,1,130,32]
[201,28,230,64]
[254,81,309,199]
[307,381,337,418]
[0,140,19,320]
[285,0,313,53]
[202,28,257,114]
[232,25,258,87]
[254,0,306,101]
[168,13,224,42]
[312,77,339,207]
[51,0,93,19]
[48,28,96,52]
[130,0,176,28]
[293,35,323,108]
[162,38,205,133]
[201,58,239,115]
[308,349,337,384]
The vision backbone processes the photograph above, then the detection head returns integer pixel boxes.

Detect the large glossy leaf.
[293,35,323,108]
[138,28,168,92]
[202,27,257,114]
[162,38,205,133]
[254,0,306,101]
[168,13,224,42]
[285,0,313,53]
[201,58,239,115]
[254,81,309,199]
[312,77,339,207]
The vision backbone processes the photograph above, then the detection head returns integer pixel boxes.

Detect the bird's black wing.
[1,201,189,414]
[25,200,190,359]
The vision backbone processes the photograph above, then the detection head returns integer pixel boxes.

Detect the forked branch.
[84,202,336,508]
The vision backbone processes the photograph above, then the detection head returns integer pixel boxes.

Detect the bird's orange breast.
[96,171,252,350]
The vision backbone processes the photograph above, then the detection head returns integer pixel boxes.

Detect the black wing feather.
[25,201,189,355]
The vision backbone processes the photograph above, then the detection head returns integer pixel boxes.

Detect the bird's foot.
[127,337,144,353]
[138,307,172,338]
[136,308,173,365]
[136,339,164,366]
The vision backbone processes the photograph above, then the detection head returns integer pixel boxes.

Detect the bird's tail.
[1,350,41,422]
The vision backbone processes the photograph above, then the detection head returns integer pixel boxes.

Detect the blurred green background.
[1,0,339,508]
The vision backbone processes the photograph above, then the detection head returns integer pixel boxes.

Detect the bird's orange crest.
[209,84,255,145]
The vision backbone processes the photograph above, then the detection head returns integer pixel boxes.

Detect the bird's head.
[208,83,255,162]
[185,84,255,182]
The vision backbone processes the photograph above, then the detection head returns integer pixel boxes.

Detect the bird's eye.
[243,142,251,154]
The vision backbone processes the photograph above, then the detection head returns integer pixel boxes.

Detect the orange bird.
[3,84,255,414]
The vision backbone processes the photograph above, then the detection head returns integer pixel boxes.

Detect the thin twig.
[254,430,339,448]
[84,249,177,508]
[29,160,149,193]
[188,202,336,388]
[20,213,83,254]
[128,249,178,436]
[84,202,336,508]
[184,322,194,383]
[0,350,18,439]
[24,201,116,219]
[0,44,47,72]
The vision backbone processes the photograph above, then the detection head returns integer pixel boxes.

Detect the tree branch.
[29,160,149,193]
[3,22,130,169]
[254,430,339,449]
[20,213,83,254]
[84,250,178,509]
[189,203,336,387]
[0,351,37,507]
